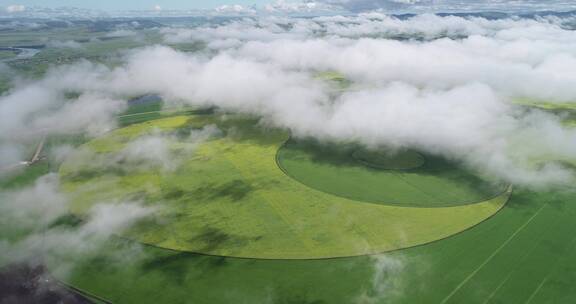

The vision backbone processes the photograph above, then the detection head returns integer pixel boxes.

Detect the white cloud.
[31,93,126,137]
[47,40,83,49]
[0,174,67,231]
[356,255,404,303]
[317,0,576,13]
[3,14,576,187]
[116,133,177,171]
[115,124,222,171]
[215,4,256,15]
[263,0,340,14]
[5,4,25,13]
[53,43,574,185]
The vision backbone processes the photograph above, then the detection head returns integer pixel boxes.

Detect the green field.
[53,187,576,304]
[59,115,509,259]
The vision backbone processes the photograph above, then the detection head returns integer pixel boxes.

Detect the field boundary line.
[524,277,548,304]
[55,280,113,304]
[482,271,514,304]
[440,202,548,304]
[118,110,163,118]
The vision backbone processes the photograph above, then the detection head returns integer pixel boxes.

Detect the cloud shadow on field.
[82,254,121,276]
[140,252,192,285]
[140,251,230,285]
[61,167,127,183]
[188,227,259,253]
[224,118,288,147]
[268,286,327,304]
[47,213,85,229]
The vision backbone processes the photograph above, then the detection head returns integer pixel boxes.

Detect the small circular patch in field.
[351,149,425,170]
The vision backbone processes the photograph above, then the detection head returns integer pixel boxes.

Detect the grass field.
[51,187,576,304]
[59,114,509,259]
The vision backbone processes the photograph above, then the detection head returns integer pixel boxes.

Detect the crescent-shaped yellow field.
[59,115,510,259]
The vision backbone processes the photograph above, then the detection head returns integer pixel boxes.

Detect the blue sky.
[0,0,271,10]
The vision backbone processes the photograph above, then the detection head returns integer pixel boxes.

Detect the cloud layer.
[2,14,576,186]
[318,0,576,13]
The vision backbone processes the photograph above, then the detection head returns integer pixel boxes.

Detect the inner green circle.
[277,139,506,207]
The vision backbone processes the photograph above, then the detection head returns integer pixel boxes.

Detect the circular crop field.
[277,139,507,207]
[59,114,511,259]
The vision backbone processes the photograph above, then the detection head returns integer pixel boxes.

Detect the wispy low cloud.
[356,255,404,304]
[61,124,222,175]
[262,0,342,14]
[117,134,177,170]
[0,174,154,275]
[214,4,257,15]
[0,88,126,168]
[32,94,126,137]
[0,174,68,232]
[5,4,25,13]
[46,40,84,49]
